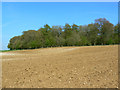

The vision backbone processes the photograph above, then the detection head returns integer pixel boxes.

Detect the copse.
[8,18,119,50]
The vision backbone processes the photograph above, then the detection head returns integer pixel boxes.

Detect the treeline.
[8,18,119,50]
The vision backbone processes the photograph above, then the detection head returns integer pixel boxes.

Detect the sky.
[2,2,118,50]
[2,0,120,2]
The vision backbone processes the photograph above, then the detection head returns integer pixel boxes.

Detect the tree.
[21,30,38,49]
[8,36,22,50]
[94,18,114,45]
[51,26,63,46]
[63,24,72,46]
[72,24,79,32]
[113,24,119,44]
[87,23,99,45]
[8,18,118,50]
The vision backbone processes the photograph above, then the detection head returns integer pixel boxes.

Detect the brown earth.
[2,45,118,88]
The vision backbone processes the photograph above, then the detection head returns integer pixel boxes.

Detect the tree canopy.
[8,18,119,50]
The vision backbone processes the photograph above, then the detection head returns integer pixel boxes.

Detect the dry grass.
[2,45,118,88]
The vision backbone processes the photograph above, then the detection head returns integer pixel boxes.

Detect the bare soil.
[2,45,118,88]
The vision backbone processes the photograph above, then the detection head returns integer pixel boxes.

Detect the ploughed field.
[2,45,118,88]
